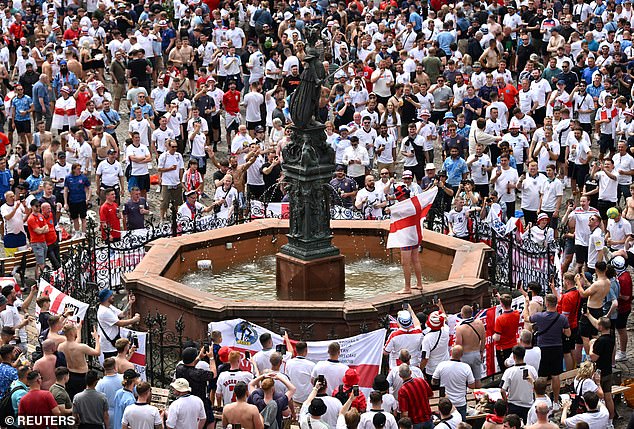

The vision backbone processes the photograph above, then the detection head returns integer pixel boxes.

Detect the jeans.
[412,420,433,429]
[456,404,467,421]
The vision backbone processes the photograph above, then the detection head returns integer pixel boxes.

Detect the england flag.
[386,187,438,249]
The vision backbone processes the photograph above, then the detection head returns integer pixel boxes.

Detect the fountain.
[122,27,492,340]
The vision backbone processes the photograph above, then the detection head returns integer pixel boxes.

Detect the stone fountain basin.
[123,219,491,340]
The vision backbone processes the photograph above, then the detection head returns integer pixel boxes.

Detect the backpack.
[0,384,26,426]
[569,379,589,416]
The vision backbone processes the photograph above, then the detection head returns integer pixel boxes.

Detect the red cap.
[218,346,231,363]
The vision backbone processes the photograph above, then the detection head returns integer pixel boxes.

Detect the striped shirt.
[398,377,432,424]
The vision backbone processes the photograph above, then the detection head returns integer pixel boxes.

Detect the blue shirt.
[582,66,599,84]
[11,95,32,121]
[496,154,518,168]
[442,156,468,187]
[129,103,154,119]
[25,174,43,199]
[586,84,604,99]
[52,71,79,96]
[64,174,90,204]
[0,363,17,398]
[604,278,620,320]
[112,388,135,429]
[9,379,26,415]
[0,169,11,198]
[31,81,49,113]
[437,31,455,56]
[409,11,422,31]
[97,373,123,429]
[161,28,176,52]
[100,109,121,136]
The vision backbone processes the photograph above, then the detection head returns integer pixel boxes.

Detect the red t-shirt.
[75,90,92,116]
[17,389,59,429]
[27,212,47,243]
[398,377,432,424]
[63,28,80,41]
[99,201,122,240]
[0,132,9,157]
[9,22,24,40]
[618,271,632,313]
[557,288,581,329]
[43,213,57,246]
[494,310,520,350]
[498,84,519,111]
[222,90,240,114]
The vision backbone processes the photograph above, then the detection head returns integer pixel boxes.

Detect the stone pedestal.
[276,252,345,301]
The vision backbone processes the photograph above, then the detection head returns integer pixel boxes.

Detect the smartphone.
[581,300,588,315]
[353,385,359,396]
[275,344,287,354]
[203,342,210,353]
[523,368,529,380]
[439,386,445,397]
[402,300,409,310]
[421,350,427,359]
[317,374,326,385]
[245,351,251,359]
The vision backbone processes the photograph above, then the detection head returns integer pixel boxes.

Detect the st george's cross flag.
[386,187,438,249]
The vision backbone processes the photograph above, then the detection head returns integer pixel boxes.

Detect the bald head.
[451,345,464,360]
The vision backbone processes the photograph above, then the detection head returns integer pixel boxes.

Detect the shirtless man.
[454,305,486,387]
[222,381,264,429]
[42,141,60,177]
[32,339,58,390]
[526,402,558,429]
[208,149,257,208]
[114,338,136,374]
[45,314,72,346]
[576,260,610,355]
[57,324,100,400]
[34,121,53,157]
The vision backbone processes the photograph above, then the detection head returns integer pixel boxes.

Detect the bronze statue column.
[276,25,345,300]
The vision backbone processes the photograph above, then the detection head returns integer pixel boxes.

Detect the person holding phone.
[359,391,398,429]
[432,345,476,421]
[500,346,538,422]
[383,304,423,369]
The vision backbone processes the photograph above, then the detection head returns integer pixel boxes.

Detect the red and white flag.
[386,188,438,249]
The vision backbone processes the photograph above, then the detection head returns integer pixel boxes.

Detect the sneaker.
[616,351,627,362]
[156,187,161,193]
[552,402,561,412]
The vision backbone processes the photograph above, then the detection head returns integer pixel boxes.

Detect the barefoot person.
[57,324,101,400]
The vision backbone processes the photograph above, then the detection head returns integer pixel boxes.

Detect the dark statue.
[279,24,339,261]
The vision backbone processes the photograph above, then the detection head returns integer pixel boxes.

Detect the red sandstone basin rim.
[123,219,491,338]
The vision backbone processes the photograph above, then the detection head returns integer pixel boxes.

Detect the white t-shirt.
[432,360,475,407]
[121,403,162,429]
[520,174,547,211]
[596,170,619,202]
[165,394,206,429]
[96,160,124,187]
[158,152,184,186]
[358,410,398,429]
[126,144,151,176]
[243,92,264,122]
[190,133,207,158]
[374,135,396,164]
[1,203,25,235]
[128,118,152,147]
[421,326,450,377]
[246,155,265,186]
[311,360,349,395]
[518,89,537,114]
[50,162,71,188]
[494,167,519,204]
[0,305,26,343]
[253,348,275,374]
[612,152,634,185]
[501,364,538,408]
[78,141,93,173]
[96,304,122,354]
[151,127,176,154]
[540,178,564,212]
[564,405,610,428]
[447,207,469,237]
[386,364,424,400]
[570,207,600,246]
[607,217,631,250]
[215,369,254,405]
[384,328,423,369]
[535,141,560,172]
[355,187,385,219]
[588,227,605,269]
[285,356,316,403]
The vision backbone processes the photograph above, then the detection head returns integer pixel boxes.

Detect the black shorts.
[616,310,630,329]
[226,118,239,133]
[130,174,151,192]
[575,244,588,264]
[558,148,567,164]
[246,120,263,130]
[538,346,564,376]
[210,114,221,130]
[575,163,589,188]
[69,201,87,220]
[567,161,576,179]
[563,327,578,353]
[579,307,604,338]
[597,199,616,221]
[599,133,615,153]
[14,120,30,134]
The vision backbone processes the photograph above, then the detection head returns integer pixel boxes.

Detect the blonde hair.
[577,360,595,380]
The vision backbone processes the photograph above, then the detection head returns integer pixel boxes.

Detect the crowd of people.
[0,0,631,427]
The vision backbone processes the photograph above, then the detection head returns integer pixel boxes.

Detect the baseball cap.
[420,109,431,117]
[402,170,413,179]
[335,165,345,172]
[181,347,198,364]
[123,369,141,380]
[255,125,265,133]
[107,149,117,155]
[185,190,197,198]
[58,59,67,65]
[557,79,566,85]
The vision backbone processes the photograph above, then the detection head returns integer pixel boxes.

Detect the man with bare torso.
[114,337,136,374]
[455,305,486,387]
[222,381,264,429]
[45,312,74,346]
[33,339,58,390]
[576,260,611,354]
[43,141,60,177]
[57,324,100,400]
